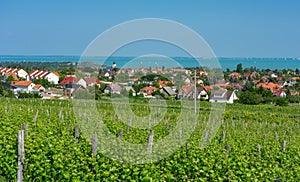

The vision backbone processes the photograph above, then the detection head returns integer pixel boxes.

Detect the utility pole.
[194,69,197,113]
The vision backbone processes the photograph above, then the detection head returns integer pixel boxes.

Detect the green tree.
[128,89,133,97]
[275,97,288,106]
[236,63,243,74]
[262,89,273,97]
[238,91,262,105]
[6,75,14,84]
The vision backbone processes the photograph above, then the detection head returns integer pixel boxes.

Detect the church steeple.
[112,62,117,69]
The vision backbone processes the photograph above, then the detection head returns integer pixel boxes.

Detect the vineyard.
[0,98,300,181]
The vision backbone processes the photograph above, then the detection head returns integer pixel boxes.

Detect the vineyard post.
[148,130,154,154]
[17,130,25,182]
[222,130,226,141]
[179,129,182,144]
[226,144,230,158]
[98,120,103,128]
[92,134,98,157]
[119,129,123,140]
[67,120,70,132]
[274,132,278,140]
[74,126,79,143]
[257,144,261,157]
[282,140,286,153]
[186,142,190,156]
[22,124,28,136]
[126,124,130,134]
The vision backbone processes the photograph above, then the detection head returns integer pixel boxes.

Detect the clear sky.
[1,0,300,57]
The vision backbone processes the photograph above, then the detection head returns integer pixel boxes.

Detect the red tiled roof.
[204,86,213,91]
[215,83,230,88]
[229,72,242,78]
[33,84,42,89]
[180,85,194,94]
[84,78,101,85]
[256,82,280,90]
[53,72,60,77]
[60,76,79,85]
[12,80,32,87]
[5,72,18,81]
[140,86,158,95]
[273,89,285,97]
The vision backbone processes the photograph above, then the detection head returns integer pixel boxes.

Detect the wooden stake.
[17,130,25,182]
[22,124,28,136]
[92,134,97,157]
[186,142,190,156]
[148,130,154,154]
[226,144,230,158]
[282,140,286,153]
[74,126,79,143]
[126,124,130,134]
[119,129,123,140]
[222,130,226,141]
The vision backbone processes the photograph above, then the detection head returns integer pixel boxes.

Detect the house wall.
[77,79,87,88]
[45,73,59,84]
[17,69,28,79]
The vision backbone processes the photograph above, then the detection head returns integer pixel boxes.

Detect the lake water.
[0,56,299,71]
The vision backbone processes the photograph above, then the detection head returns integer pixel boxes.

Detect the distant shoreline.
[0,55,299,71]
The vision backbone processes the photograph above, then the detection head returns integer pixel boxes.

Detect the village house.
[64,84,82,97]
[29,70,60,84]
[42,88,64,99]
[256,82,281,91]
[272,89,287,98]
[60,76,80,85]
[177,85,209,100]
[209,89,238,104]
[161,86,177,98]
[84,78,101,87]
[123,86,136,96]
[104,83,122,94]
[76,78,87,88]
[229,72,242,79]
[32,84,46,93]
[11,80,35,92]
[0,67,28,79]
[139,86,158,97]
[3,72,19,82]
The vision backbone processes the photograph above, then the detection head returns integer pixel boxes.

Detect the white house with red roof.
[30,70,59,84]
[84,78,101,87]
[11,80,35,92]
[209,89,238,104]
[60,76,80,85]
[139,86,158,97]
[104,83,122,94]
[32,84,46,93]
[0,67,28,79]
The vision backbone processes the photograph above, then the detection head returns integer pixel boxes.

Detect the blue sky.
[1,0,300,57]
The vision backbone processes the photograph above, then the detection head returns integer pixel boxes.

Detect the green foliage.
[287,95,300,103]
[0,86,14,98]
[236,63,243,74]
[0,99,300,181]
[32,79,55,89]
[6,75,15,84]
[18,92,42,98]
[238,91,262,105]
[275,98,288,106]
[73,88,94,99]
